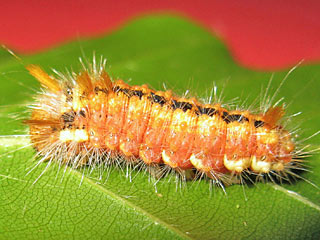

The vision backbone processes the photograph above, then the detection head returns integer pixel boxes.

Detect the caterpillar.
[24,57,303,187]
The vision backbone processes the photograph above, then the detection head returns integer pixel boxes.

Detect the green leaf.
[0,15,320,240]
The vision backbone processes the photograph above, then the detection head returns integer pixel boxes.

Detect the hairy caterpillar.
[24,57,306,188]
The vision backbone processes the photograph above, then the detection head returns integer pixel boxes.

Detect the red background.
[1,0,320,70]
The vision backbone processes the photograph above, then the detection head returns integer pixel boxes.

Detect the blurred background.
[1,0,320,70]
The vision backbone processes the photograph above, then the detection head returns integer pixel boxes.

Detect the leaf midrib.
[72,170,193,240]
[271,184,320,210]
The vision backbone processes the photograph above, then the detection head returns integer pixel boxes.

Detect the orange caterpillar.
[25,59,296,185]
